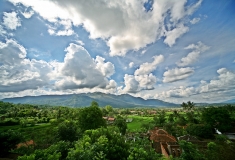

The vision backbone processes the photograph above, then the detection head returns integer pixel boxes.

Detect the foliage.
[127,138,162,160]
[114,115,127,135]
[17,141,71,160]
[181,101,195,111]
[201,107,232,132]
[179,140,206,160]
[186,124,214,139]
[153,110,166,126]
[57,121,80,142]
[0,129,23,156]
[205,141,235,160]
[67,127,130,160]
[78,101,106,132]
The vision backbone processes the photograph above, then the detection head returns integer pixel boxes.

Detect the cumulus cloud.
[177,41,210,67]
[47,19,74,36]
[129,62,134,68]
[134,55,164,75]
[122,74,139,93]
[54,43,116,90]
[21,10,34,18]
[163,67,194,83]
[199,68,235,93]
[190,17,200,24]
[3,12,21,30]
[122,55,163,93]
[95,56,115,77]
[9,0,203,56]
[0,39,52,92]
[164,24,189,47]
[160,86,196,98]
[157,67,235,102]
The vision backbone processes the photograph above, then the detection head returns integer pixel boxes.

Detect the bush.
[186,124,214,139]
[0,118,19,126]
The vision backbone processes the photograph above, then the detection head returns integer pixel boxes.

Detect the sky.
[0,0,235,103]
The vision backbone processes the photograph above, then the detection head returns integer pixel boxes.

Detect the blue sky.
[0,0,235,103]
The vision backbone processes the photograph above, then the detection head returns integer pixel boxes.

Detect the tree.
[67,127,130,160]
[181,101,195,111]
[57,121,80,142]
[153,110,166,126]
[127,138,162,160]
[78,101,106,132]
[114,115,127,135]
[17,141,71,160]
[186,124,214,139]
[179,140,206,160]
[201,107,232,132]
[105,105,113,113]
[0,130,23,156]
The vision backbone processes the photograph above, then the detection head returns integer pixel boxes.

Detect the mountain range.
[1,93,179,108]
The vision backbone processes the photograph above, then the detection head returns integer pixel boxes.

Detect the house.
[149,127,180,158]
[107,117,115,124]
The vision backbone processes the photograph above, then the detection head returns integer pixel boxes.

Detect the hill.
[1,92,178,108]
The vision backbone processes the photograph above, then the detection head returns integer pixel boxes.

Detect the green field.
[127,115,153,132]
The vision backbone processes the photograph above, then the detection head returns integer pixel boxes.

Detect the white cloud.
[9,0,203,56]
[141,50,146,55]
[0,39,52,92]
[54,43,116,90]
[122,74,139,93]
[190,17,200,24]
[47,19,74,36]
[177,41,210,67]
[134,55,164,75]
[160,86,196,98]
[184,41,210,52]
[164,24,189,47]
[129,62,134,68]
[95,56,115,78]
[156,67,235,102]
[21,10,34,18]
[163,67,194,83]
[199,68,235,93]
[135,73,157,90]
[3,12,21,30]
[121,54,164,93]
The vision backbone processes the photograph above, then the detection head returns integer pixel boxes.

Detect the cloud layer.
[9,0,202,56]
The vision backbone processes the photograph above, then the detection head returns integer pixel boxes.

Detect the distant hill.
[1,92,178,108]
[221,99,235,104]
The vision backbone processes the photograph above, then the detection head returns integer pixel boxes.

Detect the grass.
[127,115,153,132]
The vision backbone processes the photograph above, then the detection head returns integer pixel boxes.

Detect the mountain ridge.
[1,92,179,108]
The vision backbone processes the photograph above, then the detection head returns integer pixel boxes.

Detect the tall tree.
[114,115,127,135]
[78,101,106,132]
[201,107,232,132]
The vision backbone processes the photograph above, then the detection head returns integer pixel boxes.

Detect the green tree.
[17,141,71,160]
[114,115,127,135]
[67,127,129,160]
[179,140,206,160]
[153,110,166,126]
[78,101,106,132]
[57,121,80,142]
[181,101,195,111]
[186,124,214,139]
[0,130,23,156]
[201,107,232,132]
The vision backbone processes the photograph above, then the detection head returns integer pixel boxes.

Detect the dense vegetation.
[0,100,235,160]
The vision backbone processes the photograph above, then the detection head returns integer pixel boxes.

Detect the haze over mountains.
[2,93,179,108]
